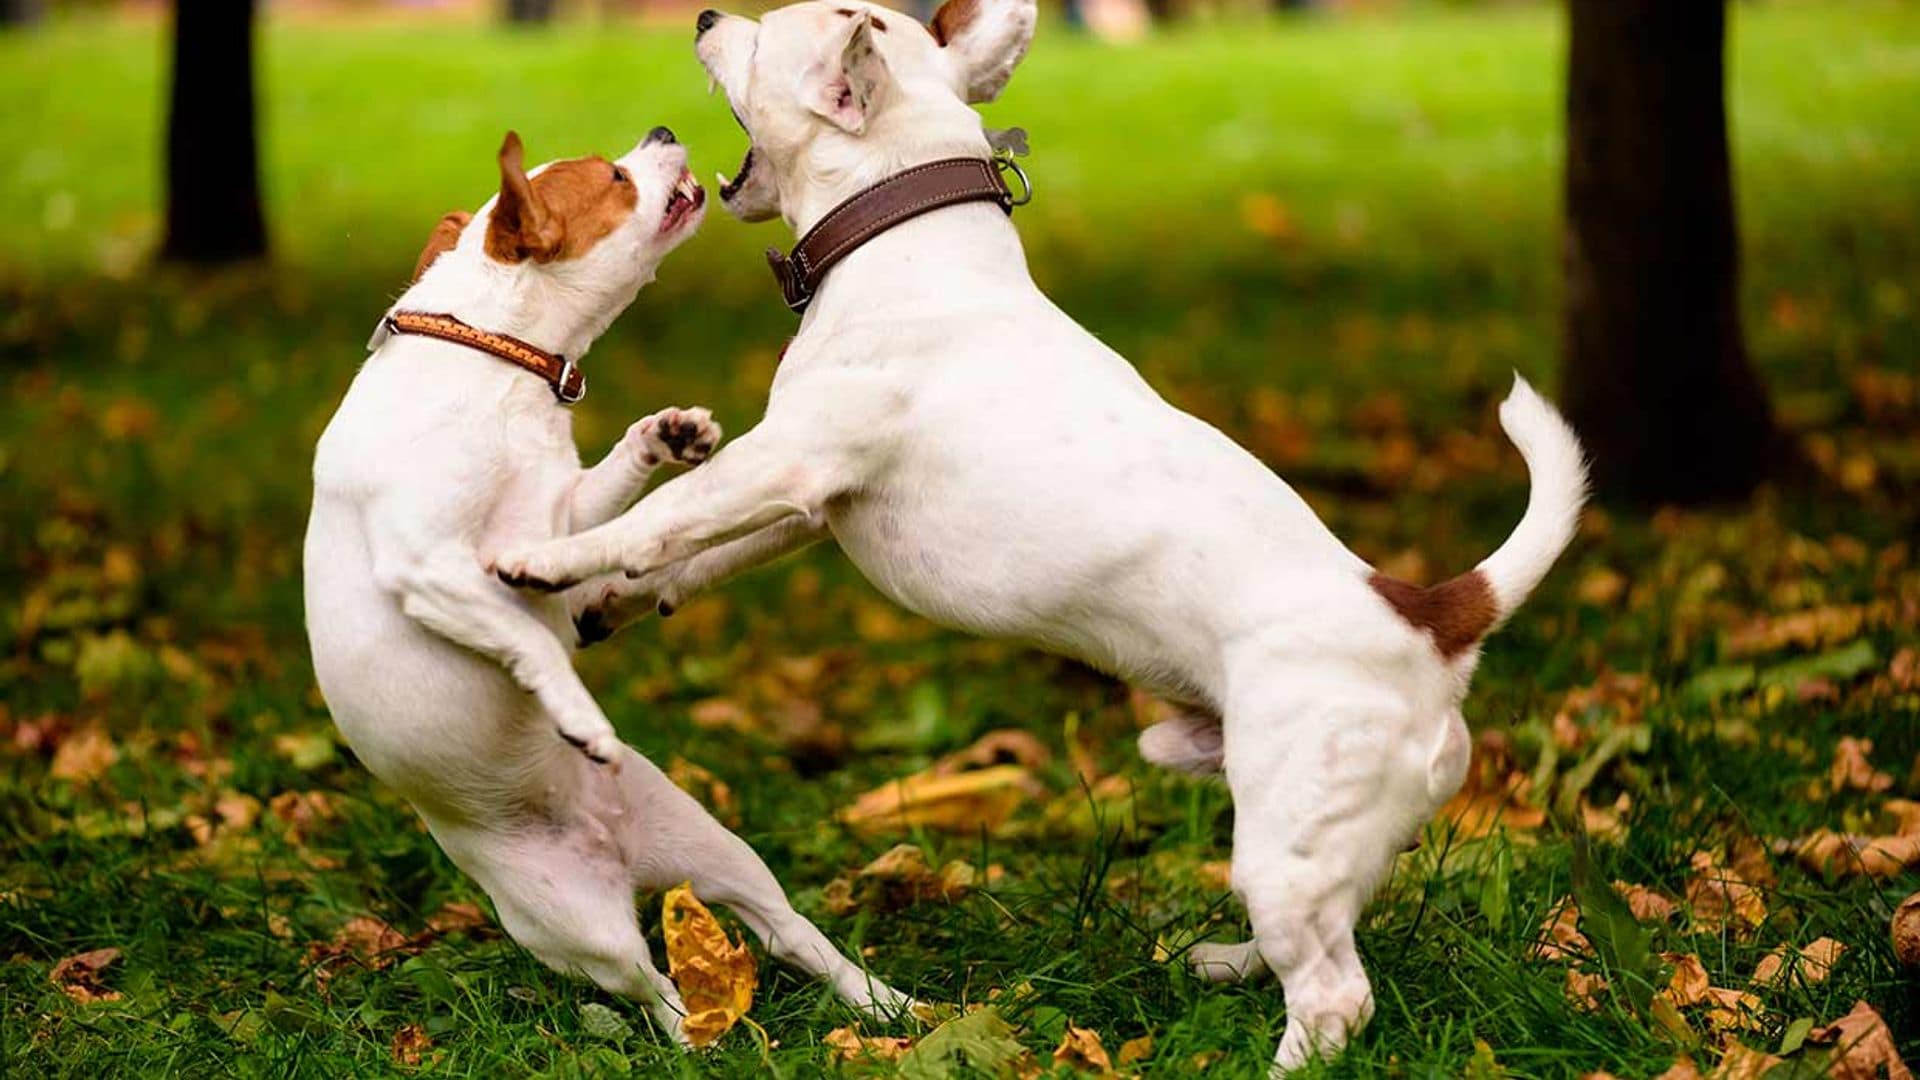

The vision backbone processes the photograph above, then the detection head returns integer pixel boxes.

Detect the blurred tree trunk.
[1,0,44,29]
[506,0,557,25]
[161,0,267,264]
[1562,0,1777,504]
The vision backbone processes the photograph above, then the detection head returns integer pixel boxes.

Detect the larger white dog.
[495,2,1588,1069]
[304,128,908,1042]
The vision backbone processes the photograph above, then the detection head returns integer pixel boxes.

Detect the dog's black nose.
[695,8,720,36]
[644,126,677,147]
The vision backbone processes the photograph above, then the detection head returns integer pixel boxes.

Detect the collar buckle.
[553,357,586,404]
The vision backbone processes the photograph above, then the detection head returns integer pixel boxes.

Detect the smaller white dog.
[303,129,907,1041]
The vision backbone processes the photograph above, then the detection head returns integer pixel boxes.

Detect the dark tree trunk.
[1,0,44,29]
[505,0,557,25]
[1562,0,1777,504]
[161,0,267,264]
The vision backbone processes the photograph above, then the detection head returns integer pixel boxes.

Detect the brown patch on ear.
[1369,568,1497,660]
[521,157,638,260]
[486,131,565,264]
[928,0,978,45]
[412,211,472,282]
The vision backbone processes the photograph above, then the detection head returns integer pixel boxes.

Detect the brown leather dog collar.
[767,156,1023,314]
[384,310,586,403]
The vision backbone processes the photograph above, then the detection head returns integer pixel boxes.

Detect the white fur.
[505,4,1588,1070]
[303,134,908,1042]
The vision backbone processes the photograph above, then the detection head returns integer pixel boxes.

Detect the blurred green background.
[2,2,1918,1077]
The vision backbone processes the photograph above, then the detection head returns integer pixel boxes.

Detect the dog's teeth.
[716,172,729,188]
[707,76,717,96]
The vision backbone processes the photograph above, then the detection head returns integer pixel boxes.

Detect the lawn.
[2,3,1919,1077]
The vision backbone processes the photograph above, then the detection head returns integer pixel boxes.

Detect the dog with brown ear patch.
[305,127,912,1045]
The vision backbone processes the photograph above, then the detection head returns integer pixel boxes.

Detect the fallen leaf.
[1807,1001,1913,1080]
[1661,953,1712,1008]
[1830,737,1894,794]
[50,725,117,782]
[667,756,739,827]
[825,1025,913,1063]
[1787,829,1920,879]
[1053,1023,1114,1073]
[661,883,755,1048]
[1713,1044,1783,1080]
[266,790,337,844]
[928,729,1053,776]
[821,844,984,916]
[424,902,491,937]
[50,947,122,1003]
[1565,967,1608,1012]
[1892,892,1920,968]
[896,1006,1031,1079]
[837,764,1041,834]
[1751,937,1844,989]
[1576,567,1629,607]
[1116,1033,1154,1066]
[1530,898,1589,963]
[1614,882,1679,923]
[1438,731,1546,838]
[272,730,336,771]
[390,1022,431,1066]
[1698,986,1765,1033]
[1685,851,1767,935]
[1652,1057,1703,1080]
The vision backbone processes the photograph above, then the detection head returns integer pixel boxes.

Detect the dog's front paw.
[494,545,582,593]
[556,719,624,769]
[630,406,721,468]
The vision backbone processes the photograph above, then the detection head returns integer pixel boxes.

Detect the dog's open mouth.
[661,169,705,231]
[716,103,755,203]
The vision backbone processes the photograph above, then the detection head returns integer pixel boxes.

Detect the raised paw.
[630,406,721,468]
[555,720,624,769]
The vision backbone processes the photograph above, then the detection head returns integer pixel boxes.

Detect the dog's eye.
[611,166,628,184]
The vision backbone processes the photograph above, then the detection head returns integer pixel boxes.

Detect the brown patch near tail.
[412,210,473,282]
[928,0,979,45]
[1369,568,1497,660]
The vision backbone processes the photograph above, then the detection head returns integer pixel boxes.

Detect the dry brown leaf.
[687,697,754,734]
[1661,953,1712,1008]
[824,1025,913,1063]
[390,1022,432,1066]
[1614,882,1679,923]
[1713,1044,1783,1080]
[837,764,1041,834]
[1830,737,1895,794]
[50,947,122,1003]
[821,844,983,916]
[1807,1001,1913,1080]
[336,916,408,964]
[1751,937,1844,989]
[1723,605,1875,658]
[1053,1023,1115,1074]
[1892,892,1920,968]
[1530,898,1589,963]
[667,756,739,827]
[266,790,337,844]
[1699,987,1765,1033]
[50,725,117,783]
[1788,829,1920,879]
[1565,967,1608,1012]
[1116,1034,1154,1066]
[1437,731,1546,838]
[928,729,1052,776]
[1653,1057,1704,1080]
[424,901,491,937]
[1685,851,1767,935]
[661,883,755,1047]
[1582,794,1632,843]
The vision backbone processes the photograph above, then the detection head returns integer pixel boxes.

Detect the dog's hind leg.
[431,819,690,1043]
[609,748,914,1020]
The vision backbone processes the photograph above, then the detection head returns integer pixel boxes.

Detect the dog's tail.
[1368,374,1588,660]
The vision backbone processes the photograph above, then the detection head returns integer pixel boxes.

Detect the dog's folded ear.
[486,131,566,264]
[412,210,474,283]
[929,0,1036,104]
[809,11,891,135]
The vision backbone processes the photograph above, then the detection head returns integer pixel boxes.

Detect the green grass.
[3,3,1919,1077]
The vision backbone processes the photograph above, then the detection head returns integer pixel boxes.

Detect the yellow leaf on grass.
[390,1022,432,1066]
[1116,1033,1154,1066]
[1565,968,1608,1012]
[1052,1023,1114,1074]
[50,726,117,783]
[1829,737,1894,794]
[1614,882,1678,923]
[661,883,755,1048]
[1684,851,1767,935]
[1807,1001,1913,1080]
[1660,953,1712,1008]
[837,764,1039,834]
[1530,898,1589,963]
[1714,1044,1784,1080]
[1788,829,1920,879]
[824,1025,913,1063]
